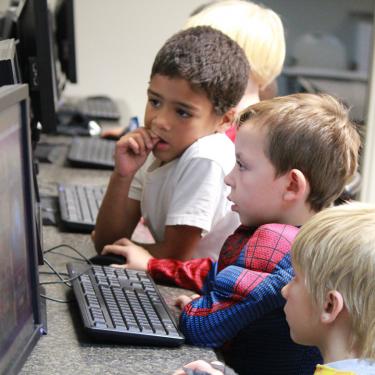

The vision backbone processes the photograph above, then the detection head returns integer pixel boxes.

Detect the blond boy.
[282,203,375,375]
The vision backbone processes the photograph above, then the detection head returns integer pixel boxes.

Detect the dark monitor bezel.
[15,0,59,134]
[0,84,43,374]
[55,0,77,83]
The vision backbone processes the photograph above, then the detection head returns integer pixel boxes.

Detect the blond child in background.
[104,93,361,375]
[184,0,285,140]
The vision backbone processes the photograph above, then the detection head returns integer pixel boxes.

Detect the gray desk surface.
[20,134,216,375]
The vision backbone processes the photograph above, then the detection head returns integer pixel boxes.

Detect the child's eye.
[149,98,161,108]
[236,159,246,171]
[176,108,191,118]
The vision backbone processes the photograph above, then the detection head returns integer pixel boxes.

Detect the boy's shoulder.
[219,224,299,270]
[253,223,300,243]
[185,133,233,159]
[180,132,234,167]
[244,223,299,263]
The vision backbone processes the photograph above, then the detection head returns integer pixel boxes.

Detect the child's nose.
[224,168,235,187]
[152,111,170,131]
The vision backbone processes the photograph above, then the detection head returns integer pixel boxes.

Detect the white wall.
[64,0,208,125]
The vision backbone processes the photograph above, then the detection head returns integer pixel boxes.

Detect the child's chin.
[152,150,177,164]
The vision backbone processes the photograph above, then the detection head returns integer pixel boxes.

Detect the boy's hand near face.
[114,128,159,177]
[102,237,153,271]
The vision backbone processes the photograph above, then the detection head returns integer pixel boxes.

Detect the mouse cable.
[43,243,93,264]
[40,270,69,277]
[41,257,93,287]
[39,258,95,303]
[44,249,87,263]
[39,294,74,304]
[41,257,73,288]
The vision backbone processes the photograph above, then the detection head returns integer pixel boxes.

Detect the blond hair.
[184,0,285,89]
[291,203,375,359]
[236,93,361,211]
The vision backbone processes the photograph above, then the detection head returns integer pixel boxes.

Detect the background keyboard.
[79,96,121,121]
[67,137,115,169]
[67,262,185,346]
[59,96,121,121]
[58,184,105,231]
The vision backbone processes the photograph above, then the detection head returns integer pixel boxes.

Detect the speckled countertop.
[20,136,217,374]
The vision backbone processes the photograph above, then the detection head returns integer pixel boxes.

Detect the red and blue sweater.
[148,223,321,374]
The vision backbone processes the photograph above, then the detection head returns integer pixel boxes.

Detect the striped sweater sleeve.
[179,224,299,347]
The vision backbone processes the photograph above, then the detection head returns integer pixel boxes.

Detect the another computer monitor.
[54,0,77,83]
[13,0,60,134]
[0,38,21,86]
[0,84,44,374]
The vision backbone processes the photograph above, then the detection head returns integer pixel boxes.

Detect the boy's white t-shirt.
[128,133,240,260]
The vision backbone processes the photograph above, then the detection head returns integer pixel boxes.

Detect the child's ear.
[320,290,345,324]
[216,108,235,132]
[283,169,309,202]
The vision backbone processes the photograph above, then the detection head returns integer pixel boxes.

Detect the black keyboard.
[58,184,105,231]
[67,137,115,169]
[67,262,184,346]
[79,96,121,121]
[59,96,121,121]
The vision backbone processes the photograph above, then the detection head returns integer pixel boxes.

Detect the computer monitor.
[12,0,61,134]
[0,38,21,86]
[54,0,77,83]
[0,84,44,374]
[0,37,44,265]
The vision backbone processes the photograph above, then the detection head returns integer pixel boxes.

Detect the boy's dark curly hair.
[151,26,250,116]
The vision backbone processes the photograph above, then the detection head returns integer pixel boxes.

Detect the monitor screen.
[13,0,61,134]
[0,37,44,266]
[54,0,77,83]
[0,84,44,374]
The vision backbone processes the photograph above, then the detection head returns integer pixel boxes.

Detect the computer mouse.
[88,120,101,136]
[89,253,126,266]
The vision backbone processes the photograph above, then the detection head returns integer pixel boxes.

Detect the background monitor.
[54,0,77,83]
[12,0,61,134]
[0,84,44,374]
[0,38,21,86]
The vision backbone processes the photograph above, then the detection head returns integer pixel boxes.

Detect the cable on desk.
[41,257,93,287]
[42,257,73,287]
[40,294,74,303]
[40,243,94,303]
[44,249,87,262]
[43,243,93,264]
[40,271,69,276]
[39,263,90,303]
